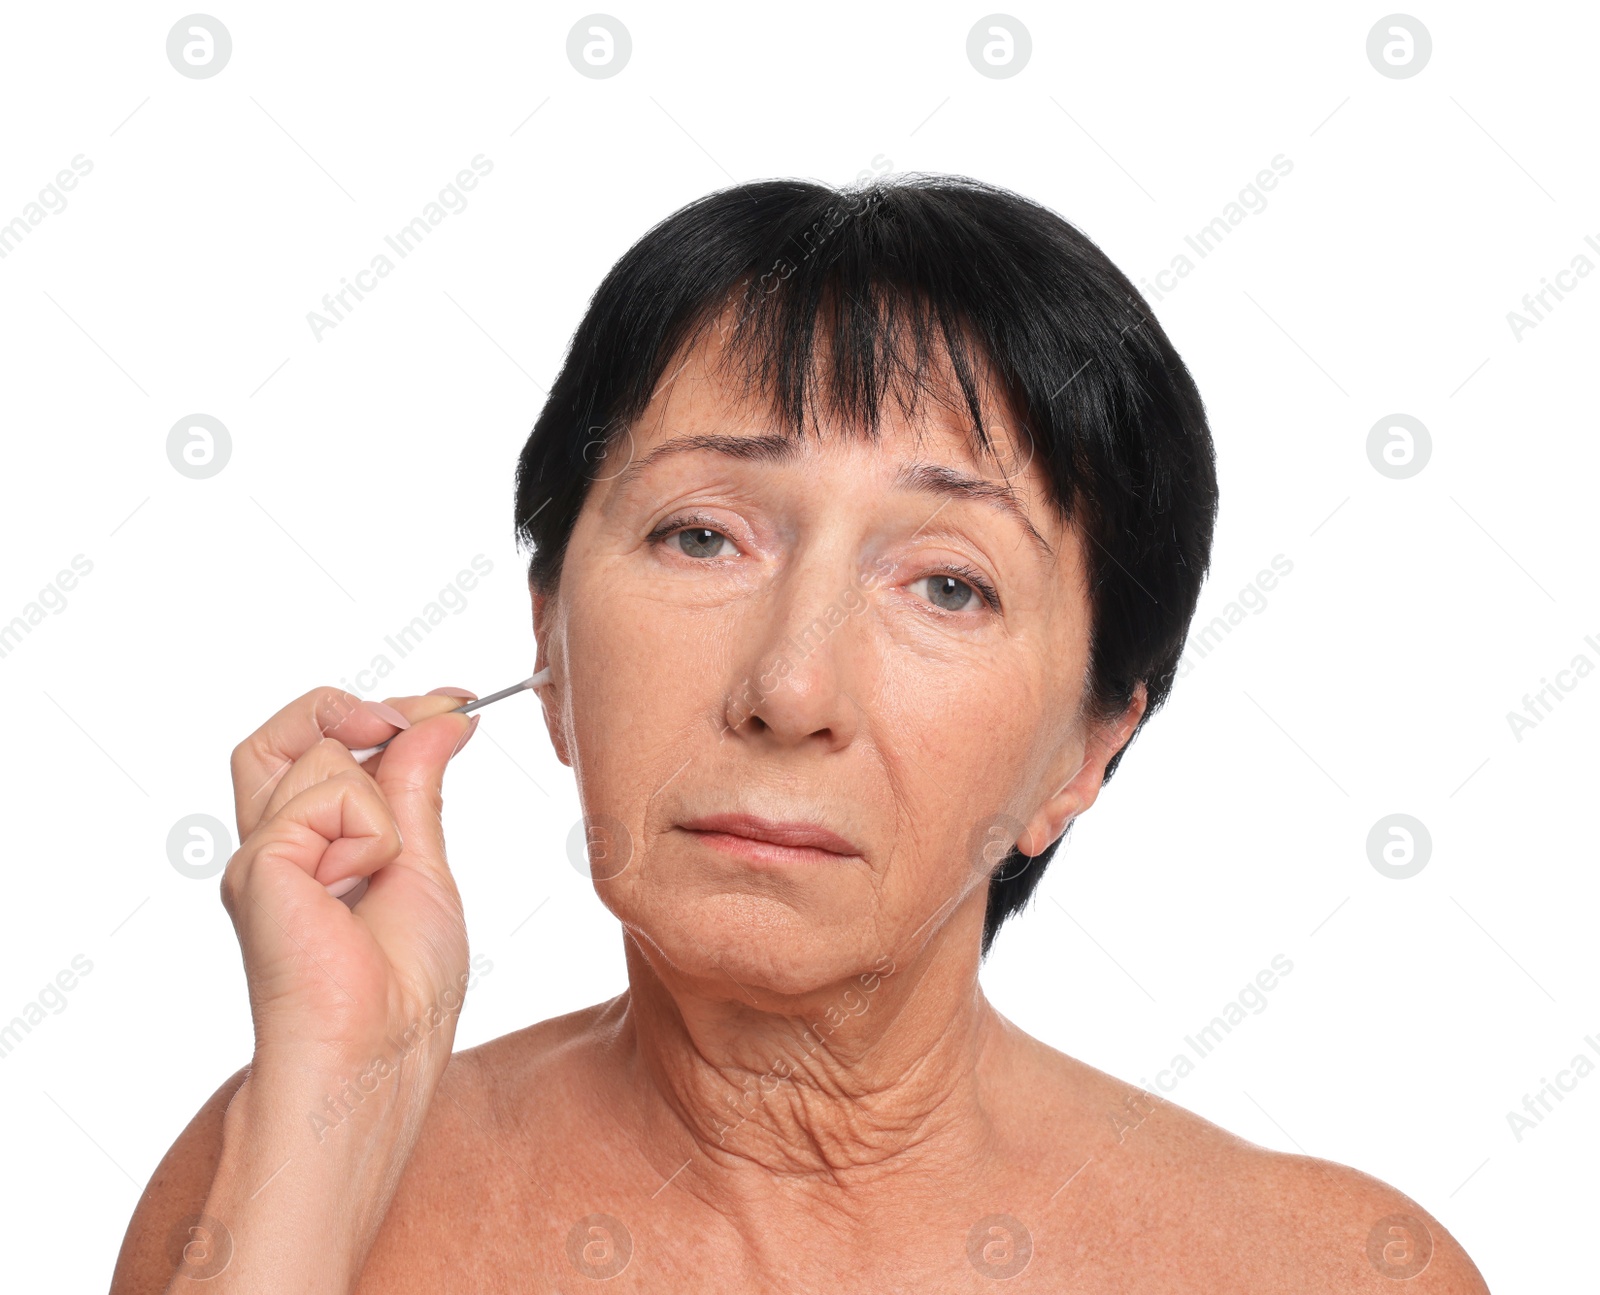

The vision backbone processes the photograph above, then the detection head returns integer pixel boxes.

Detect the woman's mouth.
[678,812,861,864]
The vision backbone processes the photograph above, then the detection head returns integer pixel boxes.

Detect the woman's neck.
[607,898,1017,1228]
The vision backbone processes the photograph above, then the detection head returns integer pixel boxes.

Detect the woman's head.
[514,174,1216,984]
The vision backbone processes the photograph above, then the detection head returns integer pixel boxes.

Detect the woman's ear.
[531,584,572,767]
[1015,682,1148,856]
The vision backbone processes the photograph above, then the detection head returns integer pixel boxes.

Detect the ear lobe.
[533,656,570,766]
[542,698,571,767]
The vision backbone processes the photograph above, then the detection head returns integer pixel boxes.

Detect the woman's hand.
[222,686,479,1087]
[156,686,481,1294]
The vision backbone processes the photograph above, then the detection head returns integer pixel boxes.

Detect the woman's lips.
[679,812,860,863]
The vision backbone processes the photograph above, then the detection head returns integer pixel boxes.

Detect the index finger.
[229,686,405,840]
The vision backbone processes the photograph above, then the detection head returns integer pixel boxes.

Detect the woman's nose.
[719,559,864,751]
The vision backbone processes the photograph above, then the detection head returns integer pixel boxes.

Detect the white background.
[1,2,1594,1289]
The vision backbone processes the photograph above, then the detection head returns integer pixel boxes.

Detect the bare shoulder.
[108,1063,251,1294]
[1230,1144,1492,1294]
[1002,1030,1490,1293]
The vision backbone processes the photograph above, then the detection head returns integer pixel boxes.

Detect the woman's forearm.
[164,1064,431,1295]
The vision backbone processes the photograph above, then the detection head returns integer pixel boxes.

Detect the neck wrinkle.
[613,916,1009,1225]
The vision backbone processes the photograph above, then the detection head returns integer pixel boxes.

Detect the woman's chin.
[619,891,885,999]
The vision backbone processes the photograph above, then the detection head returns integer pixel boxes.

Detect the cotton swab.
[348,666,552,763]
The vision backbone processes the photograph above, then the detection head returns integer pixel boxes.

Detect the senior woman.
[113,175,1486,1293]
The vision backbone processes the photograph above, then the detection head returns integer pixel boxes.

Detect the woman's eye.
[649,517,736,560]
[675,527,732,559]
[913,572,997,615]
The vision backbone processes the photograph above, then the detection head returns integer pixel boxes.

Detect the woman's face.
[533,324,1142,997]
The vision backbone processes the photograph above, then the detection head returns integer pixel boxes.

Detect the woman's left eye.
[912,569,999,615]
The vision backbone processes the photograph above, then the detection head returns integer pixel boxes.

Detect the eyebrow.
[895,460,1054,560]
[609,432,1054,560]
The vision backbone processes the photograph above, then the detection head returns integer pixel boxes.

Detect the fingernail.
[451,714,481,757]
[360,699,411,729]
[427,686,478,700]
[324,875,363,898]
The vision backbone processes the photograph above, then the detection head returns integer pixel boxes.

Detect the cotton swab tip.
[346,668,552,763]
